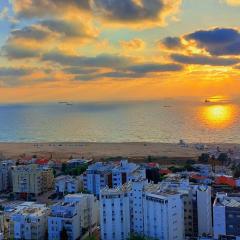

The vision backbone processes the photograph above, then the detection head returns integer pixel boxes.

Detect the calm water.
[0,100,239,143]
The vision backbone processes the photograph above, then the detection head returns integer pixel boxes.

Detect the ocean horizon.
[0,99,239,143]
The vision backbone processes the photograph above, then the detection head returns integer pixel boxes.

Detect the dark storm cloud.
[185,28,240,56]
[171,53,239,66]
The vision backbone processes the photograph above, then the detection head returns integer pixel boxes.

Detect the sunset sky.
[1,0,240,103]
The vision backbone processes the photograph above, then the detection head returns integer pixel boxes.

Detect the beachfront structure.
[0,160,15,192]
[213,193,240,239]
[64,194,99,233]
[48,193,98,240]
[100,179,184,240]
[160,178,212,237]
[48,201,81,240]
[55,175,82,194]
[9,202,50,240]
[83,160,146,196]
[12,164,54,198]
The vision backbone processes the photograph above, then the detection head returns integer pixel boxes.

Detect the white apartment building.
[100,179,185,240]
[161,178,212,237]
[0,160,15,192]
[100,184,131,240]
[83,162,113,196]
[83,160,146,196]
[48,201,81,240]
[9,202,50,240]
[112,160,146,187]
[64,194,99,232]
[55,175,82,194]
[48,193,99,240]
[213,193,240,239]
[12,164,54,198]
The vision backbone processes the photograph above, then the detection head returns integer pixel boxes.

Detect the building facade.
[0,160,15,192]
[12,164,54,198]
[213,193,240,239]
[9,202,49,240]
[100,179,185,240]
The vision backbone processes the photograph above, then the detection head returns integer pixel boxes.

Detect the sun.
[200,104,237,129]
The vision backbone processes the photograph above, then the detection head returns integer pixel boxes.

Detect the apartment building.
[0,160,15,192]
[100,179,184,240]
[213,193,240,239]
[48,201,81,240]
[48,193,98,240]
[55,175,82,194]
[12,164,54,198]
[64,194,99,233]
[161,178,212,237]
[9,202,50,240]
[83,160,146,196]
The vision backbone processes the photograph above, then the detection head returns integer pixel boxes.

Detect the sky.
[1,0,240,103]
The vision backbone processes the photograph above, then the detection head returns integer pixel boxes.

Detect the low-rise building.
[9,202,50,240]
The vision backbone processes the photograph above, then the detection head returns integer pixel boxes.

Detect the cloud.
[40,19,98,39]
[12,0,92,18]
[127,63,183,73]
[223,0,240,6]
[185,28,240,56]
[42,51,132,68]
[171,53,239,66]
[0,67,32,76]
[2,43,39,59]
[12,0,182,28]
[120,38,145,50]
[0,7,9,19]
[10,25,51,40]
[72,62,183,81]
[161,36,182,49]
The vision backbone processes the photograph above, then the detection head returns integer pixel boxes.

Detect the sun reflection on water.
[200,104,237,129]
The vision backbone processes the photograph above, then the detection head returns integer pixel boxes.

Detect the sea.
[0,100,239,143]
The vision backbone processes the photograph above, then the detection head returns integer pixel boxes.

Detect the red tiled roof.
[215,176,236,187]
[35,159,49,165]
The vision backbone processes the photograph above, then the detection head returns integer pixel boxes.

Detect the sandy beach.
[0,142,239,161]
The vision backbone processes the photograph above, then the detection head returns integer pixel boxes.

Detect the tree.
[198,153,210,163]
[60,227,68,240]
[218,153,229,164]
[61,163,67,174]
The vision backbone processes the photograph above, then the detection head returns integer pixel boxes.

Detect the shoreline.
[0,142,239,161]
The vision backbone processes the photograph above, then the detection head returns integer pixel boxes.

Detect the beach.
[0,142,239,161]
